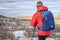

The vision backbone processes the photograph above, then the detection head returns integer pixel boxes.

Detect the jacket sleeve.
[30,13,37,27]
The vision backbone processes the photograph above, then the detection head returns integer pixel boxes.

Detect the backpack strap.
[41,10,48,20]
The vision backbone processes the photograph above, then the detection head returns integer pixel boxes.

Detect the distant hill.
[0,15,14,19]
[16,16,32,20]
[0,15,7,18]
[20,16,32,19]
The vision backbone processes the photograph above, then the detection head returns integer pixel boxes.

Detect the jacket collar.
[37,6,48,11]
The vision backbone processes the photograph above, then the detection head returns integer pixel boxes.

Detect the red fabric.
[30,6,51,36]
[37,6,48,11]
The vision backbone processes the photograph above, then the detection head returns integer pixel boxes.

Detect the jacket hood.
[37,6,48,11]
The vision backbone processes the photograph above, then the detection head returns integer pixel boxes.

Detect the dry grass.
[55,20,60,26]
[16,15,60,26]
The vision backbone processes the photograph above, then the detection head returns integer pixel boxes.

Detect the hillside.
[0,15,7,18]
[16,14,60,26]
[0,15,15,20]
[16,14,60,20]
[16,16,32,20]
[54,14,60,20]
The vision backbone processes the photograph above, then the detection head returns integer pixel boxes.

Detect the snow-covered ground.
[13,30,60,40]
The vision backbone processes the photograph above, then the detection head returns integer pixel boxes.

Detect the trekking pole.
[31,27,36,40]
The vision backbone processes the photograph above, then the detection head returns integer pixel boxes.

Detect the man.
[30,1,51,40]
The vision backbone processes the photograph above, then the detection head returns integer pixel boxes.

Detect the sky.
[0,0,60,17]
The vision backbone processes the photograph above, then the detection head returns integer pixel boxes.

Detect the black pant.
[38,35,48,40]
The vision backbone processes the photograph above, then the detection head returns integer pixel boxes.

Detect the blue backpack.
[38,10,55,31]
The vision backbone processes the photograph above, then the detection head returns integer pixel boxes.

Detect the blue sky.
[0,0,60,17]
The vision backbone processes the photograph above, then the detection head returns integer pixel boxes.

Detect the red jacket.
[30,6,51,36]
